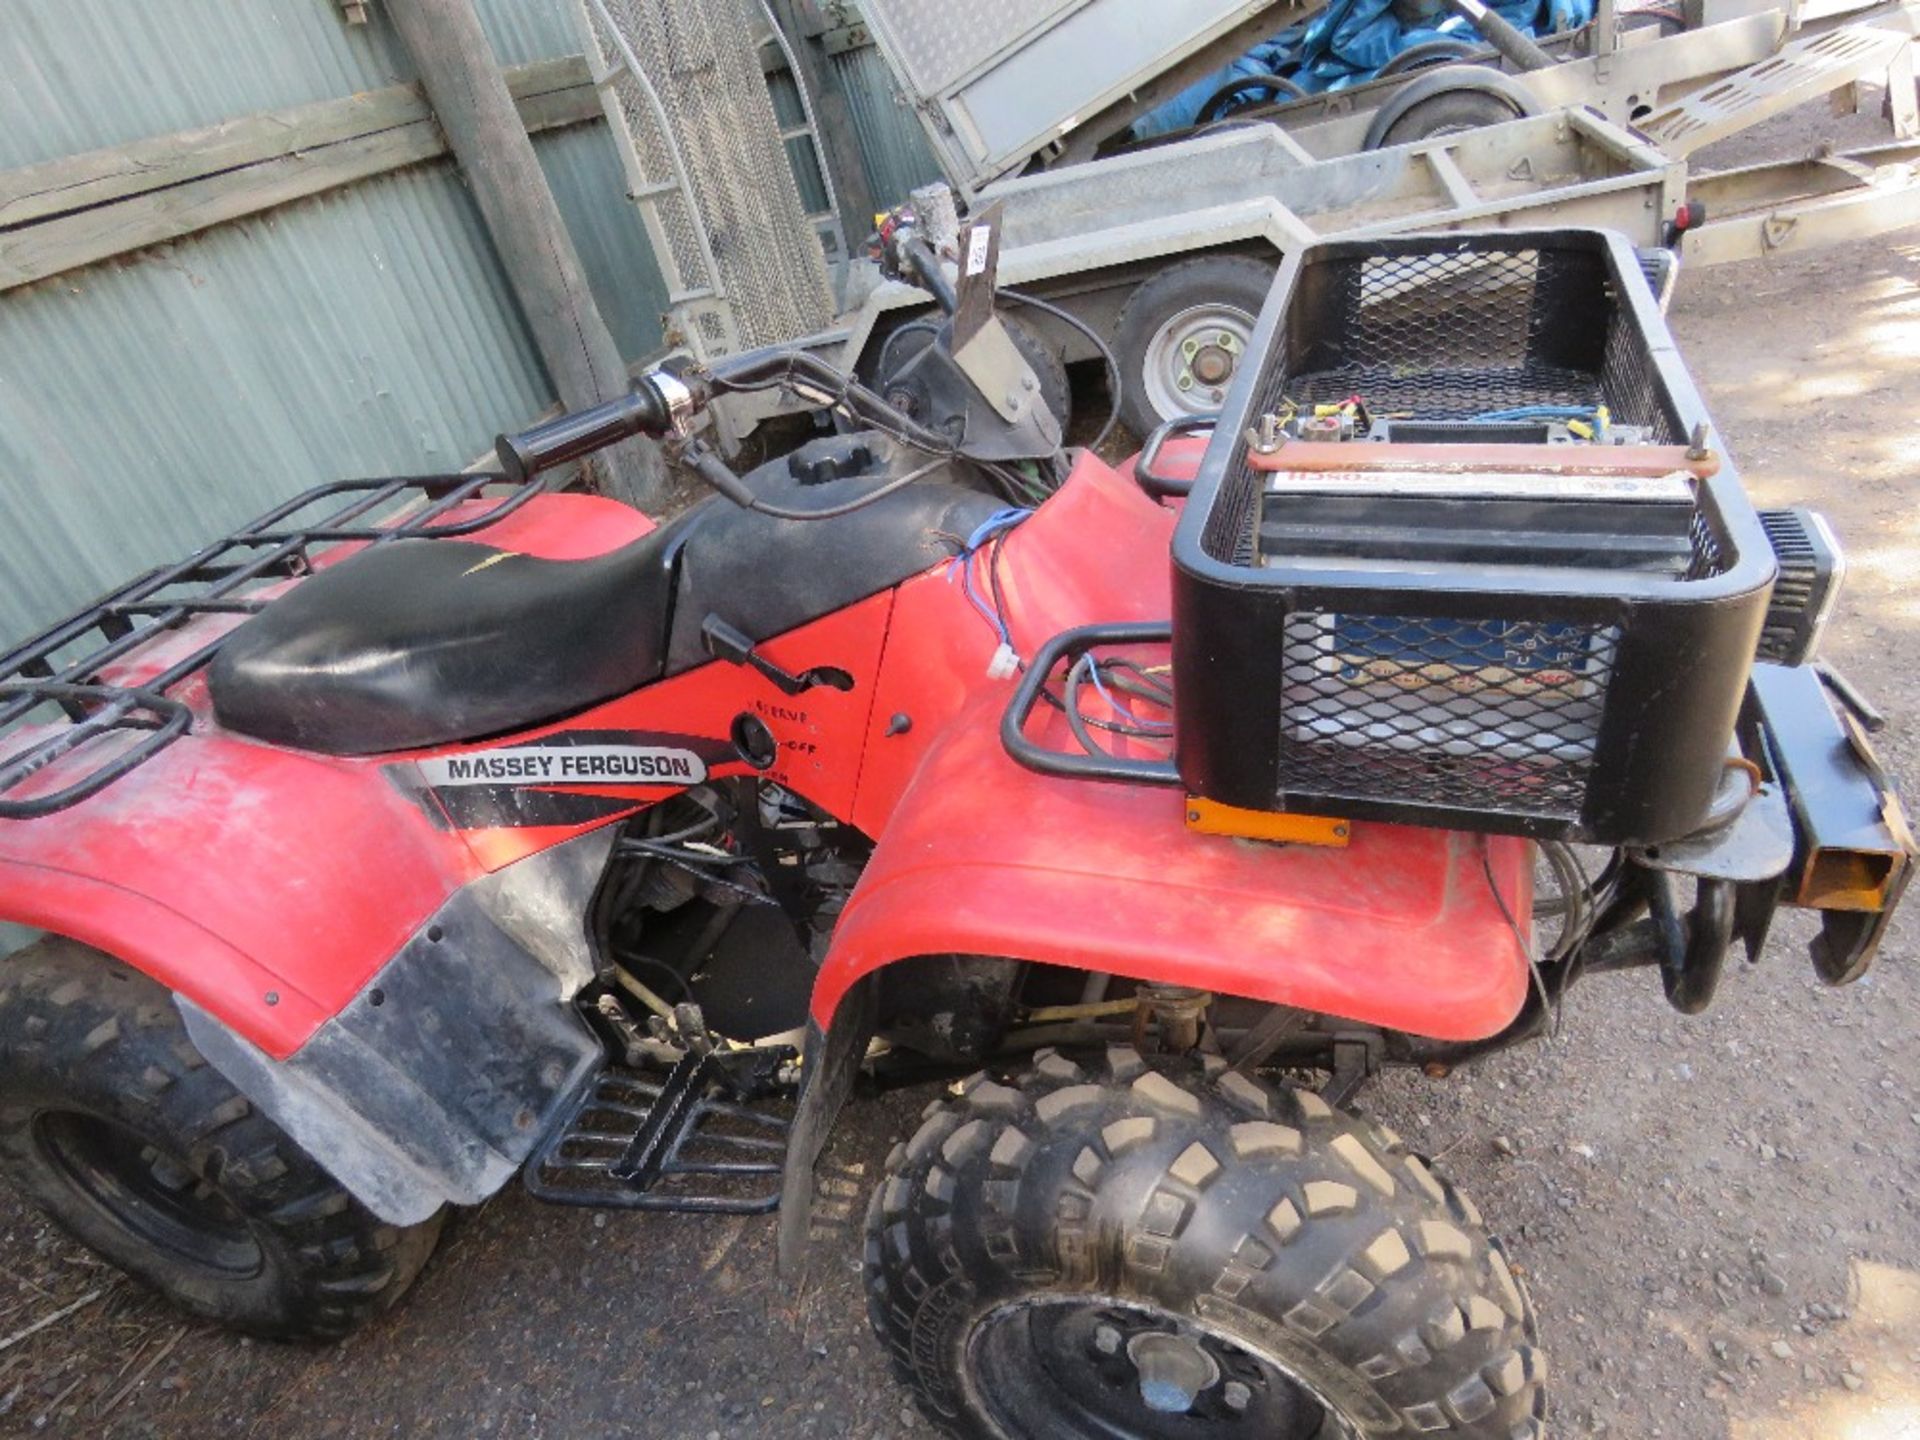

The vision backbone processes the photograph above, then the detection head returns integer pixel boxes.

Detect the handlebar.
[494,370,701,483]
[898,235,959,315]
[494,348,959,492]
[489,342,983,522]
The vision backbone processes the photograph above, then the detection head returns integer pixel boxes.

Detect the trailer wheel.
[1366,70,1536,150]
[1005,316,1072,434]
[0,937,443,1340]
[1193,72,1308,126]
[1376,89,1524,146]
[867,1048,1545,1439]
[1113,256,1276,436]
[1376,38,1483,76]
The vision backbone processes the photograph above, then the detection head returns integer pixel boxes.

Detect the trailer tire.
[1376,38,1484,76]
[1375,89,1524,146]
[1366,69,1537,149]
[1194,72,1309,125]
[1006,316,1073,435]
[867,1048,1545,1438]
[1113,255,1276,437]
[0,937,443,1340]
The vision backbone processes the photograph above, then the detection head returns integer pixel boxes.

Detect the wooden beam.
[0,58,596,292]
[386,0,665,509]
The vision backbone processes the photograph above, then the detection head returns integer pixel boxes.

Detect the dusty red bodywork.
[817,689,1532,1042]
[0,443,1532,1058]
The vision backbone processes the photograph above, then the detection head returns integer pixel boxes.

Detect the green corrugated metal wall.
[0,0,671,648]
[0,1,949,651]
[828,37,944,213]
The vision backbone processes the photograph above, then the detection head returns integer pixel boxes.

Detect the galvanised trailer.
[801,0,1920,437]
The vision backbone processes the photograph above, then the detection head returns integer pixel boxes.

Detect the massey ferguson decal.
[417,744,708,788]
[392,731,728,831]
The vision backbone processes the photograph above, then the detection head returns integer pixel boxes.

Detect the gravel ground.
[4,102,1920,1440]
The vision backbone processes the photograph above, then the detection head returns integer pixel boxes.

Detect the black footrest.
[524,1050,794,1214]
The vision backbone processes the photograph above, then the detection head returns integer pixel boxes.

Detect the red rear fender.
[0,729,478,1057]
[0,493,651,1058]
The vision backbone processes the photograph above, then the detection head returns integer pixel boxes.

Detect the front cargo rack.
[1002,623,1182,786]
[0,469,543,820]
[1169,231,1777,846]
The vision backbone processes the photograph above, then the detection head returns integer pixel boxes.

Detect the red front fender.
[812,693,1534,1043]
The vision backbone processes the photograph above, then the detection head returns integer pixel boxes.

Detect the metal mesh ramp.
[573,0,834,356]
[1636,22,1919,158]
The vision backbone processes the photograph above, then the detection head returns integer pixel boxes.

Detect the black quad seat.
[208,444,1001,757]
[208,520,689,756]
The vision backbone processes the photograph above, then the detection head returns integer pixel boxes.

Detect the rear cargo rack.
[0,470,543,819]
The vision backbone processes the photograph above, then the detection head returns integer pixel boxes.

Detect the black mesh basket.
[1171,231,1776,845]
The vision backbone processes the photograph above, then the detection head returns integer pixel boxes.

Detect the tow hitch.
[1747,661,1914,984]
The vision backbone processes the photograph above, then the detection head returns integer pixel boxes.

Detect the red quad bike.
[0,224,1909,1440]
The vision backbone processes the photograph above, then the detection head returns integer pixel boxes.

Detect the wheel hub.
[1144,307,1255,422]
[33,1110,264,1277]
[1188,341,1236,388]
[968,1297,1344,1437]
[1127,1330,1221,1413]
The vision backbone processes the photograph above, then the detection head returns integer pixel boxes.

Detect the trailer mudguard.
[814,686,1536,1044]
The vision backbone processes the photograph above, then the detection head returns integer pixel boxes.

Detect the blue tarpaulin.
[1133,0,1593,138]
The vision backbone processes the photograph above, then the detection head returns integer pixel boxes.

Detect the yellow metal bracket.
[1184,797,1351,846]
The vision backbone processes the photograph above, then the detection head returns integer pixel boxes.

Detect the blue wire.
[1084,656,1174,731]
[1090,664,1175,737]
[948,508,1030,647]
[961,565,1007,644]
[1472,405,1598,422]
[1470,404,1610,441]
[963,507,1032,549]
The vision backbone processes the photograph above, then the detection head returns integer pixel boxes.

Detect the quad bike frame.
[0,441,1545,1226]
[0,230,1908,1433]
[0,424,1904,1239]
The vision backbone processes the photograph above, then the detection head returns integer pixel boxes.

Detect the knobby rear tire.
[0,937,443,1340]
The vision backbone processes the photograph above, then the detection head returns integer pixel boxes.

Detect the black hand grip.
[495,379,672,483]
